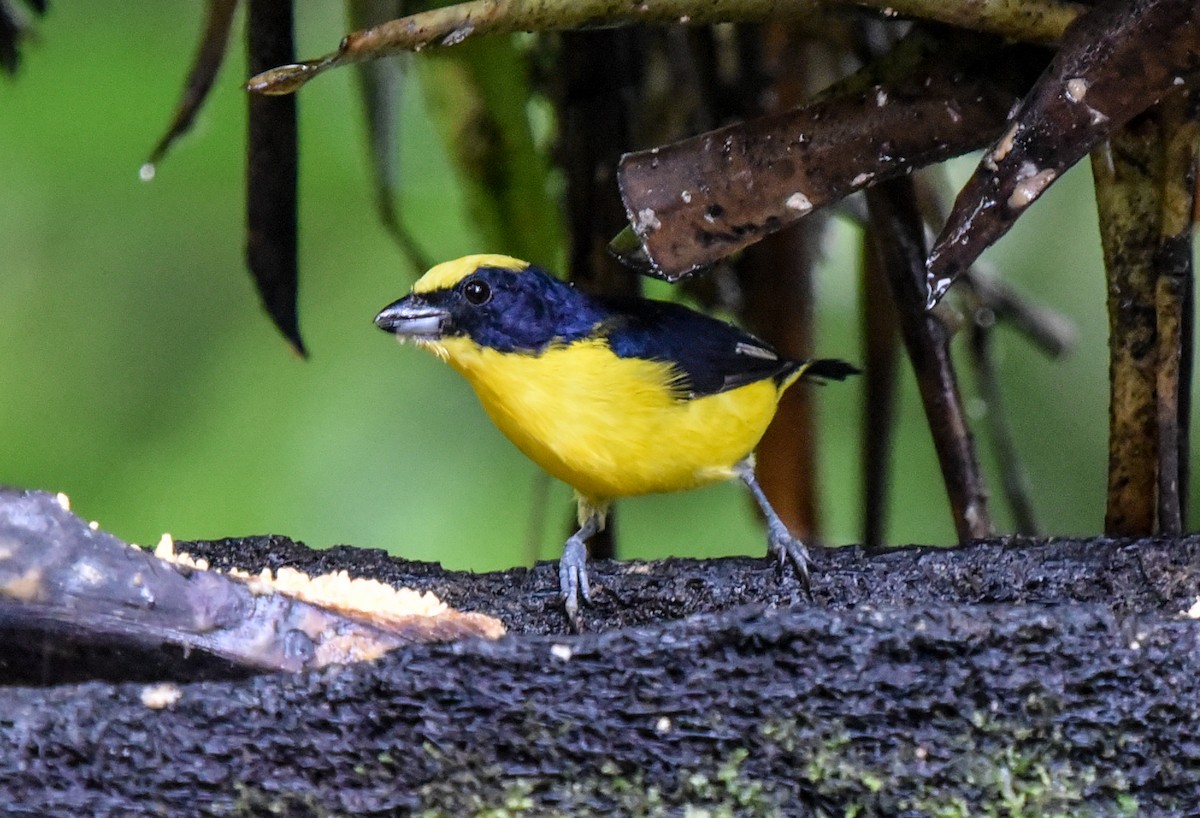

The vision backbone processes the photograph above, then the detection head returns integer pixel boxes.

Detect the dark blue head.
[374,255,606,353]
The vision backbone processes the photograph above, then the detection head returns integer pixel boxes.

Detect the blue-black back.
[433,264,801,398]
[596,295,798,396]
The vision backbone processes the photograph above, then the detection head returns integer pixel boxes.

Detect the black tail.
[802,358,861,382]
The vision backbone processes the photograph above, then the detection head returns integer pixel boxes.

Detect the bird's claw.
[767,523,811,595]
[559,536,591,630]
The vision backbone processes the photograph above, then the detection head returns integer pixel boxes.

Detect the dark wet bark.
[4,523,1200,815]
[1093,113,1166,536]
[1152,94,1198,535]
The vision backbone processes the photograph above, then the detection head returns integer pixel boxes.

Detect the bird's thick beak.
[374,296,449,341]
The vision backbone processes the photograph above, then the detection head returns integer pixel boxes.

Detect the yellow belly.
[430,336,783,503]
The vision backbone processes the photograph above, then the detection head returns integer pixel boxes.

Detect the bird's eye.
[463,278,491,306]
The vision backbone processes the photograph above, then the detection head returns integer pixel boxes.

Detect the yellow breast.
[425,336,784,503]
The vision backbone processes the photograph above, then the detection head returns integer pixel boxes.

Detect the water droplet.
[785,192,812,212]
[1064,77,1089,103]
[635,207,661,232]
[441,24,474,46]
[246,62,316,95]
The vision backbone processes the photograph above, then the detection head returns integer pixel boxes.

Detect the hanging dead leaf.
[144,0,239,174]
[246,0,304,355]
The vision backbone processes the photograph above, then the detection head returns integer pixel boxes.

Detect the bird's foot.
[558,535,591,631]
[766,521,812,597]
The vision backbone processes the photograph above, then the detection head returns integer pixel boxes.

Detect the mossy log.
[2,491,1199,815]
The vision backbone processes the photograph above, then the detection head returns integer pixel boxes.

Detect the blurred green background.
[1,4,1194,573]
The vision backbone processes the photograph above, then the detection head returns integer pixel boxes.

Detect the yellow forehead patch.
[413,254,531,294]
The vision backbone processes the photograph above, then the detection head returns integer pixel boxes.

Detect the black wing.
[597,296,800,398]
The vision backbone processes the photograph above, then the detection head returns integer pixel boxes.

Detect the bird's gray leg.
[559,509,603,630]
[734,457,811,591]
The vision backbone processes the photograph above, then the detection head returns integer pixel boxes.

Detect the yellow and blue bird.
[375,254,857,625]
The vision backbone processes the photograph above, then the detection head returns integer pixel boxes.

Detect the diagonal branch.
[617,28,1045,279]
[926,0,1200,306]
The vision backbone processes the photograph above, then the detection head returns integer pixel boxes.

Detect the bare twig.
[244,0,1081,96]
[860,224,901,548]
[966,310,1040,534]
[866,177,992,542]
[962,270,1077,359]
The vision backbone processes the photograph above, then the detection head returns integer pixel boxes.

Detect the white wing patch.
[734,341,779,361]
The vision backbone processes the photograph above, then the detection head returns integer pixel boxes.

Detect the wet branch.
[926,0,1200,306]
[0,490,502,684]
[617,28,1043,279]
[961,268,1077,360]
[243,0,1079,96]
[866,177,992,542]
